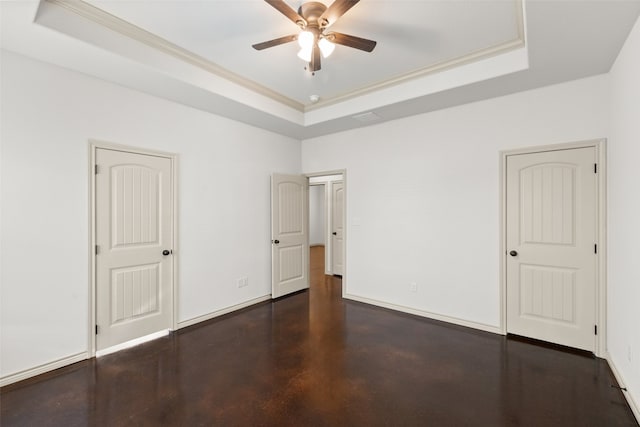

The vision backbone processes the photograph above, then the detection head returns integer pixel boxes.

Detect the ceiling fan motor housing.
[298,2,329,28]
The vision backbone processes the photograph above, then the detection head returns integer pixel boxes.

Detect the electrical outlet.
[236,276,249,288]
[409,282,417,292]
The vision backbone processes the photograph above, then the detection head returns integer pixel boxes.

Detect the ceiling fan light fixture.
[254,0,377,73]
[297,47,313,62]
[318,37,335,58]
[298,30,315,49]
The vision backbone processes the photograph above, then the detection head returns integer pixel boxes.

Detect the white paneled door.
[506,147,597,352]
[95,148,173,351]
[331,181,344,276]
[271,174,309,298]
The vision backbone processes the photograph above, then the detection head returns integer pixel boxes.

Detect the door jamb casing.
[88,141,179,357]
[306,169,347,297]
[499,138,606,357]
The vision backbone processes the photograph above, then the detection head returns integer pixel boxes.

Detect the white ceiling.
[85,0,523,105]
[1,0,639,139]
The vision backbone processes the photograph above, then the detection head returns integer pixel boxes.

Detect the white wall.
[0,51,300,379]
[609,15,640,416]
[309,185,325,246]
[302,75,609,329]
[2,34,637,414]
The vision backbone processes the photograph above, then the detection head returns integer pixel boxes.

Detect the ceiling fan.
[252,0,377,73]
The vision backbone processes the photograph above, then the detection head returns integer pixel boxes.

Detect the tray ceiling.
[2,0,640,138]
[83,0,524,107]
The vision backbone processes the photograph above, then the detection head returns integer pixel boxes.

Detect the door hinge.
[95,245,99,255]
[95,325,99,335]
[594,163,597,173]
[594,325,598,335]
[95,164,99,174]
[594,244,598,254]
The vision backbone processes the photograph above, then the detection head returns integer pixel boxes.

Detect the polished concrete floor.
[1,247,637,426]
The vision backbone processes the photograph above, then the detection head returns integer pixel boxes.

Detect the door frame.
[499,138,606,357]
[306,169,347,296]
[88,141,179,357]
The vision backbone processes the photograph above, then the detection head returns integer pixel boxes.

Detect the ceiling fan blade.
[319,0,360,28]
[310,44,321,72]
[265,0,307,27]
[328,32,376,52]
[252,35,297,50]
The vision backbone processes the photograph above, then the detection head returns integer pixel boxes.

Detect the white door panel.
[271,174,309,298]
[96,148,173,350]
[331,182,344,276]
[506,147,596,352]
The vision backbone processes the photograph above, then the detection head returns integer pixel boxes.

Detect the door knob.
[509,250,518,257]
[332,232,337,235]
[273,240,280,244]
[162,250,171,256]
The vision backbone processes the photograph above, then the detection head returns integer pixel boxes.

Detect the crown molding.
[304,38,525,112]
[45,0,526,116]
[305,0,526,111]
[45,0,305,111]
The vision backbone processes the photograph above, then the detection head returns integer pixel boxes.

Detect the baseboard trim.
[344,293,502,335]
[96,329,170,357]
[606,352,640,423]
[1,296,273,387]
[0,352,88,387]
[178,295,272,329]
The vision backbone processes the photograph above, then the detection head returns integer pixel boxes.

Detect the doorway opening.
[269,171,346,299]
[307,172,345,290]
[309,183,326,276]
[308,173,344,276]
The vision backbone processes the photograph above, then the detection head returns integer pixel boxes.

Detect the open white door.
[95,148,173,351]
[331,181,344,276]
[271,174,309,298]
[506,147,597,352]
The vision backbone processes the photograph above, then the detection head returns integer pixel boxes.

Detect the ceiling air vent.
[351,111,381,123]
